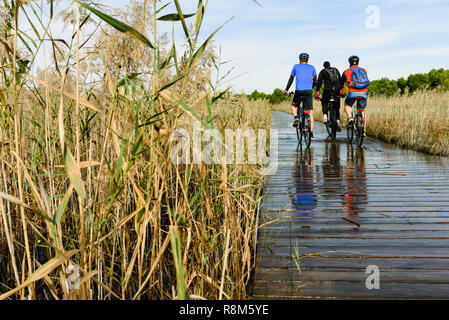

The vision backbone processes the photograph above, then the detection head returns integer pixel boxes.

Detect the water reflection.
[344,146,368,216]
[288,145,317,213]
[287,143,367,217]
[321,142,343,199]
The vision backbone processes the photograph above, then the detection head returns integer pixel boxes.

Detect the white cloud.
[21,0,449,93]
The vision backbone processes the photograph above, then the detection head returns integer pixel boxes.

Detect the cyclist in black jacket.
[315,62,342,130]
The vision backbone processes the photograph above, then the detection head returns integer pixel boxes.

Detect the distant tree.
[248,90,267,101]
[250,68,449,100]
[407,73,430,92]
[268,88,286,105]
[428,68,444,88]
[369,78,399,97]
[427,68,449,91]
[442,77,449,91]
[247,88,289,104]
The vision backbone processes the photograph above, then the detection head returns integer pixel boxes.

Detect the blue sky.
[25,0,449,94]
[111,0,449,93]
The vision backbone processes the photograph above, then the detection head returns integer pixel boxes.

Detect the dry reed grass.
[0,0,270,300]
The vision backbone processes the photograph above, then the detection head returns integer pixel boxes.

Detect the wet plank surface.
[252,111,449,299]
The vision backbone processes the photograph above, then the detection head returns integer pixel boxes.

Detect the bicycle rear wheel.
[330,108,337,140]
[355,114,365,147]
[303,117,312,148]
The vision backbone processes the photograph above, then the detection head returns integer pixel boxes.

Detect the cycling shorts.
[322,90,341,113]
[345,91,368,110]
[292,90,313,111]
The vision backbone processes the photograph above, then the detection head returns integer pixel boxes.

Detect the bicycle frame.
[298,105,310,146]
[319,93,340,140]
[351,105,365,121]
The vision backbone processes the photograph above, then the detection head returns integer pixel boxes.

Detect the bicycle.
[316,93,341,141]
[288,91,312,148]
[347,97,366,147]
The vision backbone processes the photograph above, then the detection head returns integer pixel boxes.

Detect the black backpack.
[325,67,340,85]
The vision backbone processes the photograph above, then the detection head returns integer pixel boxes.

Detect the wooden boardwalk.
[253,111,449,299]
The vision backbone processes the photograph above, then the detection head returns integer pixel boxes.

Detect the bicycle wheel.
[296,125,302,143]
[355,113,365,147]
[325,111,331,137]
[303,117,312,148]
[347,117,354,143]
[330,108,337,140]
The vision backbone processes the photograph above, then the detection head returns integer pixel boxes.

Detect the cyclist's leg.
[291,91,301,117]
[292,104,298,118]
[291,103,298,118]
[291,91,301,126]
[309,111,314,133]
[291,104,298,117]
[335,93,341,123]
[345,92,356,122]
[334,94,342,131]
[321,91,330,122]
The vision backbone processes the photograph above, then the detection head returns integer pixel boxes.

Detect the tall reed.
[0,0,269,300]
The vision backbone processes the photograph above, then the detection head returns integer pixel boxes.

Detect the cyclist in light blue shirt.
[284,53,317,136]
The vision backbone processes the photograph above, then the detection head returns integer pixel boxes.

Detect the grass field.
[273,91,449,157]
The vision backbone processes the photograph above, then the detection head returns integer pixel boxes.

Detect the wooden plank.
[253,282,449,299]
[255,268,449,283]
[259,217,449,225]
[259,223,449,232]
[252,111,449,299]
[258,257,449,270]
[257,237,449,248]
[260,231,449,238]
[259,246,449,258]
[261,209,449,216]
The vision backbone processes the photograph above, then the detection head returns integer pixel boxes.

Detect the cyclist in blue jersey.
[284,53,318,137]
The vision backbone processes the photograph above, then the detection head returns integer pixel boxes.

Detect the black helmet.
[299,53,309,62]
[348,55,360,65]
